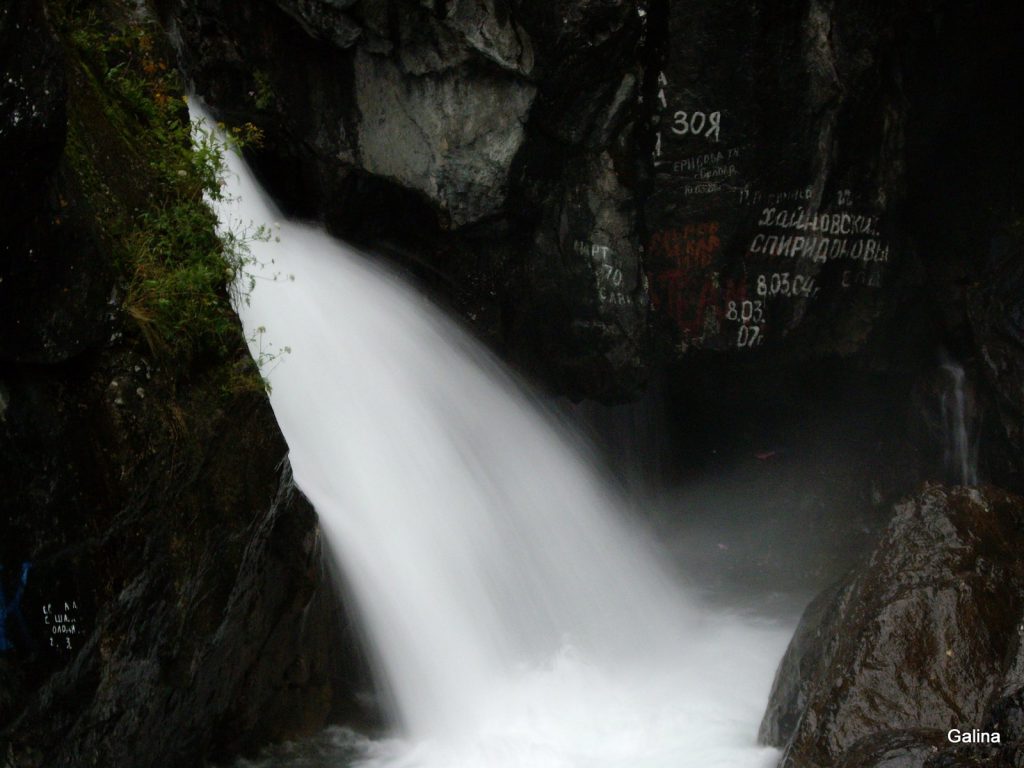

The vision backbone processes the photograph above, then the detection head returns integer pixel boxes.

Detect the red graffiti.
[720,277,748,309]
[649,271,749,340]
[646,221,751,342]
[647,222,721,270]
[651,271,707,335]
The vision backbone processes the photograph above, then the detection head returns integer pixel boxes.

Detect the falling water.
[194,106,792,768]
[939,360,979,486]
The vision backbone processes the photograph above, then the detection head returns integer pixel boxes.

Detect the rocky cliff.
[2,0,1023,766]
[761,485,1024,768]
[1,3,371,766]
[152,0,1024,487]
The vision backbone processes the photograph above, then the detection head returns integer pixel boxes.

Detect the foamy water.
[193,106,792,768]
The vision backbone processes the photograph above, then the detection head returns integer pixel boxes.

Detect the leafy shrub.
[58,5,274,392]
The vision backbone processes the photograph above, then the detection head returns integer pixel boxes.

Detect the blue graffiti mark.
[0,562,31,652]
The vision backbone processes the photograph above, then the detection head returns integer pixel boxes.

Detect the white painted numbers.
[736,324,762,348]
[756,273,817,298]
[574,240,630,306]
[600,262,624,287]
[725,300,765,348]
[725,300,763,324]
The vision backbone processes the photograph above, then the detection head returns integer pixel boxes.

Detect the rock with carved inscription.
[760,484,1024,768]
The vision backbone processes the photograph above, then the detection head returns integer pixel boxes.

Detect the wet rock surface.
[0,4,373,766]
[835,731,946,768]
[968,252,1024,489]
[152,0,1024,458]
[832,731,1002,768]
[643,0,908,358]
[1,388,371,767]
[901,0,1024,494]
[760,485,1024,768]
[2,0,1024,766]
[158,0,651,399]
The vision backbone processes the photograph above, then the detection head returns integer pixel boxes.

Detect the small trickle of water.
[939,360,979,486]
[194,104,792,768]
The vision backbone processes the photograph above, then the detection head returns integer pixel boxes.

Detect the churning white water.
[193,106,792,768]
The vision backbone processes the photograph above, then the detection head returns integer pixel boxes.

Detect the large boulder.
[760,484,1024,768]
[835,731,946,768]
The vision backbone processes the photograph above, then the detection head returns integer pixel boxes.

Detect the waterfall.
[939,360,979,486]
[193,106,791,768]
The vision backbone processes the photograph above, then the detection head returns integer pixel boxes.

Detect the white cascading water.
[193,106,793,768]
[940,360,979,486]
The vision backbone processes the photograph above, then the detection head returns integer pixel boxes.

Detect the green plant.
[122,116,271,361]
[57,6,279,394]
[252,70,275,111]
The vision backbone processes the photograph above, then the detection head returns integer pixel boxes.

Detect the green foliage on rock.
[53,1,269,394]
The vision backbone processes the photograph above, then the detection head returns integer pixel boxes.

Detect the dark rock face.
[154,0,926,400]
[900,0,1024,493]
[155,0,1024,504]
[0,1,108,365]
[644,0,907,357]
[968,252,1024,488]
[985,620,1024,768]
[0,4,372,765]
[0,0,66,236]
[1,385,369,767]
[835,731,945,768]
[759,581,846,750]
[832,730,1001,768]
[760,485,1024,768]
[158,0,649,399]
